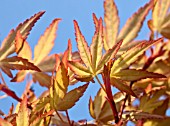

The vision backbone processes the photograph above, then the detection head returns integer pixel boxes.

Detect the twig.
[65,110,72,126]
[95,75,106,93]
[56,111,64,122]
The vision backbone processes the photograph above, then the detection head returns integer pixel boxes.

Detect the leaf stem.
[56,111,64,122]
[95,75,106,93]
[119,81,135,119]
[65,110,72,126]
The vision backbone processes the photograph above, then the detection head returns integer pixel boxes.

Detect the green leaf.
[0,117,13,126]
[96,40,122,74]
[117,0,153,46]
[0,11,45,60]
[111,38,163,73]
[34,19,61,65]
[90,18,103,72]
[111,69,166,81]
[16,95,29,126]
[73,20,92,72]
[56,83,88,111]
[104,0,119,50]
[110,77,136,97]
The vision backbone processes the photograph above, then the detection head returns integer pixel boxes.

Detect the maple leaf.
[11,19,61,88]
[0,11,45,60]
[50,56,88,111]
[68,17,122,82]
[103,0,153,50]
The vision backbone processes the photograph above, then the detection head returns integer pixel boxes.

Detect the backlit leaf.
[152,0,170,31]
[0,117,13,126]
[0,84,22,102]
[73,20,92,72]
[37,54,56,72]
[32,72,51,88]
[11,70,27,82]
[89,97,96,119]
[34,19,61,65]
[16,95,29,126]
[15,32,32,60]
[55,61,69,98]
[68,61,92,76]
[110,77,136,97]
[159,13,170,39]
[104,0,119,50]
[90,18,103,72]
[96,40,122,73]
[112,69,166,81]
[92,13,99,29]
[111,38,163,73]
[0,56,41,74]
[56,83,88,111]
[0,11,45,60]
[93,89,107,119]
[117,0,153,45]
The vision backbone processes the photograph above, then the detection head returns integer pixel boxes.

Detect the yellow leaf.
[16,95,29,126]
[34,19,61,65]
[104,0,119,50]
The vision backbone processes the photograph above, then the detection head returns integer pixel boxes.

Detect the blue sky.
[0,0,150,123]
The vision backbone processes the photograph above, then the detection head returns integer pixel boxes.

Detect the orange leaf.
[0,11,45,60]
[16,95,29,126]
[0,117,13,126]
[34,19,61,65]
[73,20,92,71]
[104,0,119,50]
[90,18,103,72]
[15,32,32,60]
[117,0,153,46]
[0,56,41,72]
[110,77,137,97]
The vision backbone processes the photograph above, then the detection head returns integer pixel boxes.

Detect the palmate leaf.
[144,117,170,126]
[112,69,166,81]
[104,0,119,50]
[0,11,45,60]
[16,95,29,126]
[117,0,153,46]
[70,18,122,82]
[111,38,163,74]
[12,19,60,87]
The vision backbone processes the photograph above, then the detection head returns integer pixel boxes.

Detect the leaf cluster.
[0,0,170,126]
